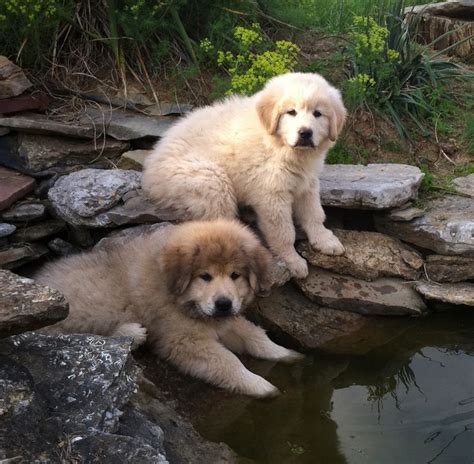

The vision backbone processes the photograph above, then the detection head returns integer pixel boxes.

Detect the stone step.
[319,164,424,209]
[415,281,474,308]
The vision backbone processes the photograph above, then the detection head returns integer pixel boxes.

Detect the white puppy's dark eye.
[230,272,240,280]
[313,110,322,118]
[287,110,297,116]
[200,273,212,282]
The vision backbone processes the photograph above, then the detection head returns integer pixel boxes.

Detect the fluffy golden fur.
[143,72,347,279]
[35,220,302,397]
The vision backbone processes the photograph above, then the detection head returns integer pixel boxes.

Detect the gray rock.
[95,222,173,250]
[320,164,424,209]
[252,284,403,354]
[0,243,49,269]
[0,270,68,337]
[375,195,474,256]
[295,267,426,316]
[453,174,474,198]
[0,223,16,238]
[118,149,152,170]
[48,169,142,227]
[107,195,178,226]
[0,56,32,98]
[47,238,79,256]
[10,219,65,242]
[2,202,46,222]
[406,1,474,16]
[387,205,426,222]
[132,376,237,464]
[415,281,474,307]
[144,102,193,116]
[0,333,167,463]
[14,133,129,172]
[0,112,96,138]
[297,229,424,281]
[83,107,177,140]
[425,254,474,283]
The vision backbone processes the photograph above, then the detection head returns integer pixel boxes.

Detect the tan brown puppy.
[35,220,303,397]
[143,72,347,280]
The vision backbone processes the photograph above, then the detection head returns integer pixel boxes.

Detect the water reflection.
[196,312,474,464]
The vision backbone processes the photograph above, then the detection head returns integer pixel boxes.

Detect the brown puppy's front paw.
[285,254,309,279]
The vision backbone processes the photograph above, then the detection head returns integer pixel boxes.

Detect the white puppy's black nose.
[214,297,233,314]
[298,128,313,140]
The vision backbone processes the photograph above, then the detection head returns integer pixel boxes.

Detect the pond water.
[195,311,474,464]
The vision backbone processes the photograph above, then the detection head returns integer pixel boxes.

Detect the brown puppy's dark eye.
[313,110,322,118]
[200,273,212,282]
[230,272,240,280]
[287,110,297,116]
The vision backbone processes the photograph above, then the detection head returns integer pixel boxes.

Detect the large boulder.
[297,229,423,281]
[251,284,406,354]
[0,270,68,338]
[375,195,474,256]
[0,333,169,463]
[319,164,424,209]
[295,267,426,316]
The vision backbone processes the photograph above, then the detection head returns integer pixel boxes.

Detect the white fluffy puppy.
[143,73,347,279]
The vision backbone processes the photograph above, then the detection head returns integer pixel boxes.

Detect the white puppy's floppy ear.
[256,90,280,135]
[328,90,347,142]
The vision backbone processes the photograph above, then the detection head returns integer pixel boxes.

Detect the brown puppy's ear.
[256,90,280,135]
[161,244,196,296]
[244,243,273,297]
[328,93,347,142]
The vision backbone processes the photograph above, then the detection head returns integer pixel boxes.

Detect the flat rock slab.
[387,205,426,222]
[12,133,128,173]
[0,333,168,463]
[0,166,35,210]
[252,284,404,355]
[0,243,49,269]
[453,174,474,198]
[375,195,474,256]
[0,56,32,98]
[10,219,65,242]
[425,254,474,283]
[296,267,426,316]
[83,108,177,140]
[118,149,152,170]
[2,201,46,222]
[320,164,424,209]
[48,168,142,227]
[297,229,423,281]
[415,281,474,307]
[0,112,96,138]
[0,270,68,337]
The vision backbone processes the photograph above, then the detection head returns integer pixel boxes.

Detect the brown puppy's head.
[256,72,347,150]
[160,220,272,320]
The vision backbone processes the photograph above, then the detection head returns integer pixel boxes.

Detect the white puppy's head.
[256,72,347,149]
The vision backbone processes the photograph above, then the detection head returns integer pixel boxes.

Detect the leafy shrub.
[201,23,300,96]
[343,9,474,138]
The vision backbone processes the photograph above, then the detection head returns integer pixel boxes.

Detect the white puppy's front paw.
[311,230,345,256]
[241,372,280,398]
[285,254,308,279]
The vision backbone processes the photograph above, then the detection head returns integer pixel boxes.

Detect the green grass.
[326,140,354,164]
[461,115,474,155]
[259,0,438,33]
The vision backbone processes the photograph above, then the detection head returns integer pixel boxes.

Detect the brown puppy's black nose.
[214,297,232,314]
[298,128,313,140]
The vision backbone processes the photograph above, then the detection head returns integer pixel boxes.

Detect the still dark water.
[195,312,474,464]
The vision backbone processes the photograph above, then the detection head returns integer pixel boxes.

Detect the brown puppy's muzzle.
[213,297,234,317]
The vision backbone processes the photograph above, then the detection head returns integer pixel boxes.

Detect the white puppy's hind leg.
[220,317,304,363]
[113,322,148,350]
